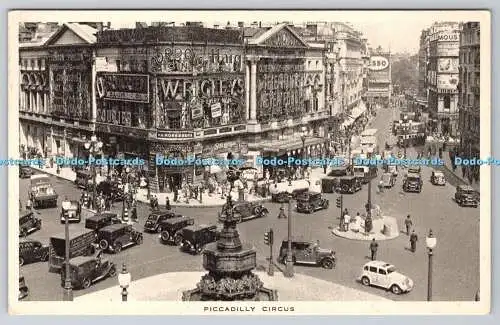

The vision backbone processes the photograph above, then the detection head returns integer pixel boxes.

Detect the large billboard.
[368,54,391,82]
[438,58,459,73]
[437,74,459,90]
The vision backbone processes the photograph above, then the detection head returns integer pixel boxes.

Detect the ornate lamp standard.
[301,126,307,178]
[284,194,294,277]
[61,198,73,301]
[118,263,131,302]
[84,135,103,210]
[121,166,132,220]
[426,229,437,301]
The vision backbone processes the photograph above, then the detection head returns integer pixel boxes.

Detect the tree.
[391,55,418,93]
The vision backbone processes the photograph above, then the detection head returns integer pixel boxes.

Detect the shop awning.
[249,136,326,155]
[342,101,367,128]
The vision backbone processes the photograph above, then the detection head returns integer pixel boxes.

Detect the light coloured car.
[358,261,414,294]
[431,171,446,186]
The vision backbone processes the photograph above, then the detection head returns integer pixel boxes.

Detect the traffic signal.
[336,196,342,208]
[264,229,274,246]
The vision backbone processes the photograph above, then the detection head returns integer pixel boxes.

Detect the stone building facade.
[427,22,460,136]
[458,22,480,158]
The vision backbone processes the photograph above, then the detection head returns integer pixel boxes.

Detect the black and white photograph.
[7,10,491,315]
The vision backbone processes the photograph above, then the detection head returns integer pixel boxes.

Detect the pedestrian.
[26,197,32,210]
[313,240,320,252]
[278,205,287,219]
[165,196,171,210]
[173,187,178,202]
[410,230,418,253]
[404,215,413,235]
[370,238,378,261]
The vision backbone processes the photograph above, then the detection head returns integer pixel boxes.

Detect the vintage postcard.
[8,10,491,315]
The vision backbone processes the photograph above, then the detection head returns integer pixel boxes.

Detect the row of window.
[20,58,46,70]
[459,50,480,65]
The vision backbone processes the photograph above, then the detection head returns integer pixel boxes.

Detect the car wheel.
[174,234,183,246]
[82,278,91,289]
[321,258,334,269]
[253,206,262,215]
[19,257,25,266]
[308,206,313,214]
[114,242,122,253]
[390,284,402,294]
[161,231,170,242]
[136,235,143,245]
[108,265,117,277]
[361,276,370,286]
[99,239,109,250]
[40,253,49,262]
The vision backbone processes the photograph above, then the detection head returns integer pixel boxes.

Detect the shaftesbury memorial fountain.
[183,195,278,301]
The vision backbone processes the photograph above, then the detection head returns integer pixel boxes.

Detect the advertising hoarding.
[437,74,459,90]
[438,58,459,73]
[96,73,150,103]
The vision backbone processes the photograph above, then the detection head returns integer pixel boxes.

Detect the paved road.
[18,105,479,302]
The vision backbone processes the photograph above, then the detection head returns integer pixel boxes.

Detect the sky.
[20,10,486,53]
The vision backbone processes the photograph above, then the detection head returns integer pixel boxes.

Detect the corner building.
[94,26,246,192]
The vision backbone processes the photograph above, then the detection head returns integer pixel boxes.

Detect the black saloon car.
[144,210,182,233]
[296,192,329,213]
[19,276,29,300]
[455,185,479,207]
[225,200,269,223]
[159,216,195,245]
[19,166,33,178]
[60,254,117,289]
[85,212,122,231]
[179,224,219,254]
[97,224,143,253]
[19,210,42,237]
[19,239,49,266]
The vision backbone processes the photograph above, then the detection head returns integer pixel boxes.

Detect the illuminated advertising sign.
[438,58,459,73]
[437,74,459,90]
[96,73,150,103]
[369,55,390,71]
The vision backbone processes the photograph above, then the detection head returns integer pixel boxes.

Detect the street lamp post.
[284,195,294,277]
[62,198,73,301]
[122,166,131,221]
[118,263,131,302]
[84,135,103,211]
[426,229,437,301]
[301,126,307,178]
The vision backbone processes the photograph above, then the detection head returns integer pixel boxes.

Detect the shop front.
[149,142,194,193]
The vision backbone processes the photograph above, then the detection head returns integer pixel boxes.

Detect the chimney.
[214,24,219,29]
[238,21,244,28]
[251,21,258,28]
[259,21,262,28]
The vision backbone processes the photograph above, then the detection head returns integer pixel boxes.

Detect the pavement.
[74,271,391,302]
[438,152,480,192]
[28,165,271,208]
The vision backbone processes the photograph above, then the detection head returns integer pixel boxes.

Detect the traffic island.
[332,215,400,241]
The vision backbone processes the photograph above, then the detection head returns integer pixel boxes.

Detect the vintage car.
[19,276,29,300]
[85,212,122,230]
[179,224,219,254]
[158,216,195,245]
[381,172,396,188]
[353,166,378,184]
[143,210,182,233]
[60,254,117,289]
[19,239,49,266]
[97,180,125,202]
[278,239,336,269]
[337,176,362,194]
[408,166,422,174]
[223,200,269,223]
[358,261,414,294]
[431,171,446,186]
[60,200,82,223]
[75,170,92,189]
[97,224,143,253]
[19,210,42,237]
[403,172,423,193]
[455,185,479,208]
[19,166,33,178]
[296,192,329,213]
[321,166,351,193]
[29,174,58,208]
[270,180,310,203]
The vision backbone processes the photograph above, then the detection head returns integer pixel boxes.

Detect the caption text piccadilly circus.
[203,306,295,312]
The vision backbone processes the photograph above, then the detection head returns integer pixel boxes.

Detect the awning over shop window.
[249,136,326,156]
[342,101,367,128]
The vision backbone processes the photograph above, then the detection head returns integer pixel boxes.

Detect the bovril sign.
[369,56,389,71]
